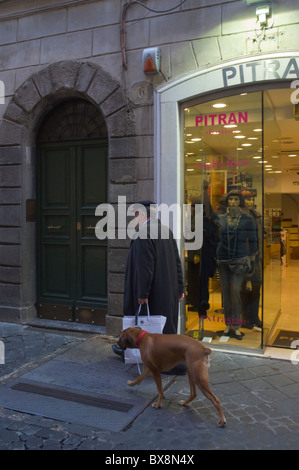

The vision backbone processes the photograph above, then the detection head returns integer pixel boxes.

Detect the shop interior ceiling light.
[212,103,227,108]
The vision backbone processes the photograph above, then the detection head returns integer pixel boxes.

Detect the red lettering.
[218,114,227,125]
[195,111,248,127]
[209,114,217,125]
[228,113,237,125]
[238,111,248,124]
[195,116,203,126]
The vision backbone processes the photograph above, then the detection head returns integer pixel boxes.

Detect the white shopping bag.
[122,304,166,365]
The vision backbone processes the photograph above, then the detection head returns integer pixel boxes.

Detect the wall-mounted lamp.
[256,5,270,26]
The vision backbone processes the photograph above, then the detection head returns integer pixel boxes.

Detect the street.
[0,322,299,451]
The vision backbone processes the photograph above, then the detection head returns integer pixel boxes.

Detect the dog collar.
[136,331,148,347]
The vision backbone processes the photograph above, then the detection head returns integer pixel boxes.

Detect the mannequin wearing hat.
[217,191,258,339]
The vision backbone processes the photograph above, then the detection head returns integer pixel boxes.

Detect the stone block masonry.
[0,58,139,329]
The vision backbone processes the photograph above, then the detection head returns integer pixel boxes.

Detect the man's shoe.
[112,344,124,361]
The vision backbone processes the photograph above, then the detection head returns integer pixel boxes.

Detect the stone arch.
[4,60,135,143]
[0,60,137,330]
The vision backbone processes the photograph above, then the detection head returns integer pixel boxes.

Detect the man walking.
[112,201,184,357]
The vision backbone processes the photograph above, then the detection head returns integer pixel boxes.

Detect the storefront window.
[184,92,265,349]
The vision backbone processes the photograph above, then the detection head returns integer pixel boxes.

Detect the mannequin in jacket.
[217,191,257,340]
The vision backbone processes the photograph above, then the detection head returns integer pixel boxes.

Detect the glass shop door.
[262,91,284,346]
[262,91,282,347]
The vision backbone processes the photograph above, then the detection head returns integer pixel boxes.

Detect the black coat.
[123,219,184,334]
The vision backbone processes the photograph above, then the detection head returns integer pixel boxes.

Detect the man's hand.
[179,293,185,302]
[138,298,148,305]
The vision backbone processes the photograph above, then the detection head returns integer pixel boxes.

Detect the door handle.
[86,225,96,230]
[47,225,62,230]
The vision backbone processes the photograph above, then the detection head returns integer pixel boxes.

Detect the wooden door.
[37,140,108,325]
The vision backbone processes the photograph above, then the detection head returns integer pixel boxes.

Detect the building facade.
[1,0,299,353]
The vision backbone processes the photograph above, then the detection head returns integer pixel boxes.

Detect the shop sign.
[222,58,299,87]
[195,111,248,127]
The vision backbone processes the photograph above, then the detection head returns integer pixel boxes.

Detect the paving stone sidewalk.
[0,322,299,451]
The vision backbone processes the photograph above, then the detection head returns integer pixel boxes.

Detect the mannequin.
[217,191,257,340]
[240,191,262,330]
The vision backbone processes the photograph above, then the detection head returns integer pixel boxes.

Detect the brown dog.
[119,327,226,427]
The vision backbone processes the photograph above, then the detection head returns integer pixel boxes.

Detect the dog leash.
[135,330,148,375]
[135,304,150,375]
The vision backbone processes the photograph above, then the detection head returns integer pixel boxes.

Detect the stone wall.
[0,60,137,329]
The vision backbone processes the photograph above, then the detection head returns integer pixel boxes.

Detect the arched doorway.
[36,98,108,325]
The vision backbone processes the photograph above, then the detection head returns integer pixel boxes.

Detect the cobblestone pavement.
[1,322,299,451]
